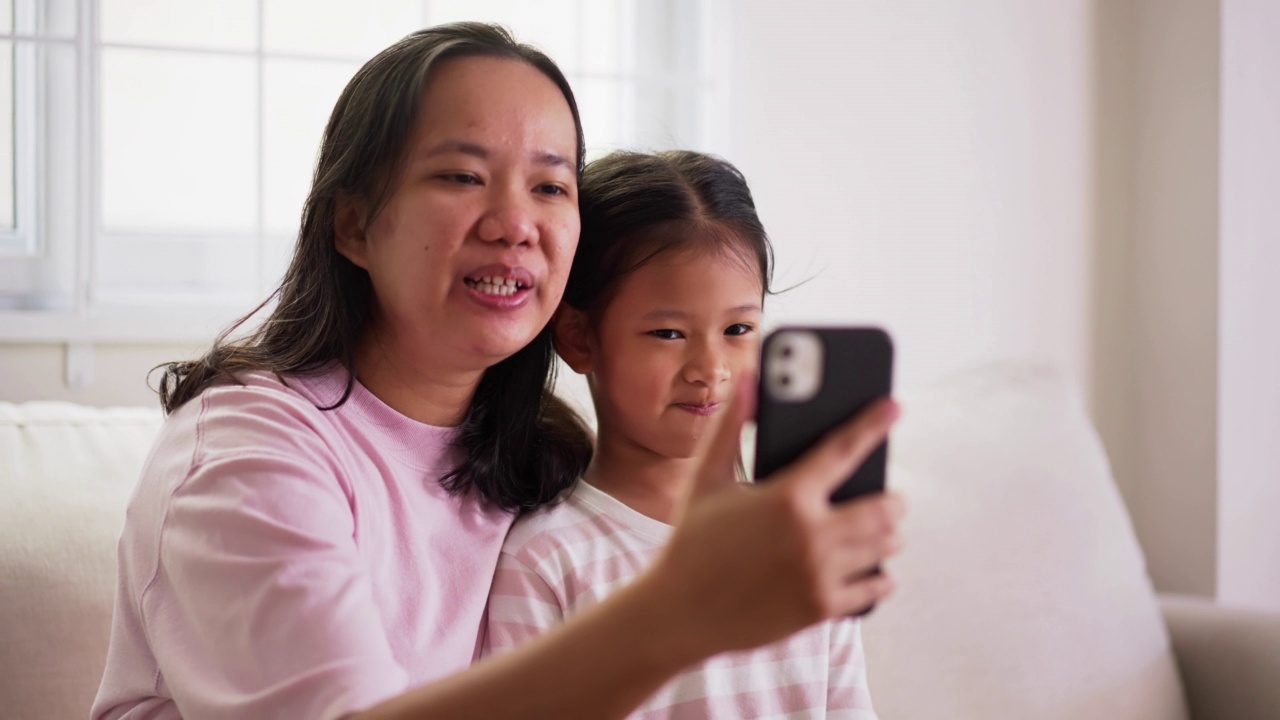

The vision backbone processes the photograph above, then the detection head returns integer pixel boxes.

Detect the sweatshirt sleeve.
[135,392,410,720]
[827,617,879,719]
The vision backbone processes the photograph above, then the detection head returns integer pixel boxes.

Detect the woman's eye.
[441,173,481,185]
[536,183,568,196]
[725,323,754,336]
[649,329,683,340]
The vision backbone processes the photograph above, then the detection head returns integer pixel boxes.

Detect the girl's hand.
[642,373,904,665]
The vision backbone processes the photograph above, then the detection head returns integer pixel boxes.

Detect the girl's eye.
[649,329,684,340]
[725,323,754,336]
[536,183,568,196]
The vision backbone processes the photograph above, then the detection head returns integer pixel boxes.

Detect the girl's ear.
[553,305,595,374]
[334,195,370,269]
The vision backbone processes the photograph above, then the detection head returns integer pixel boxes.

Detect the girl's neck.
[584,432,698,525]
[352,321,484,427]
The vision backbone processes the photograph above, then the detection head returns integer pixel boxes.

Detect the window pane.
[263,58,358,236]
[95,235,258,302]
[100,49,257,234]
[0,41,13,230]
[428,0,581,74]
[0,0,11,34]
[12,0,78,38]
[101,0,256,50]
[38,0,78,38]
[264,0,423,58]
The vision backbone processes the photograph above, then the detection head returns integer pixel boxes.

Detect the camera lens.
[780,375,791,386]
[780,345,793,358]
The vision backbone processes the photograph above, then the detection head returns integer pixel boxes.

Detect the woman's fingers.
[831,491,906,544]
[816,493,904,609]
[832,568,897,617]
[770,397,900,502]
[684,372,756,503]
[656,391,907,658]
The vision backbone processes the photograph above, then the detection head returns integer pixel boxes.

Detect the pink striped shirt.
[484,482,878,719]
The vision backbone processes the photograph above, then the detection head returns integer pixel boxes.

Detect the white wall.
[3,0,1277,608]
[723,0,1278,608]
[723,0,1093,395]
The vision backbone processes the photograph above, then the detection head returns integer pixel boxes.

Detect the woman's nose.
[477,188,538,247]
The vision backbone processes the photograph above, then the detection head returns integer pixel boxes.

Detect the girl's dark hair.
[566,150,773,318]
[155,22,592,513]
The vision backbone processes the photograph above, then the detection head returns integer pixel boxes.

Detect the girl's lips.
[675,402,722,417]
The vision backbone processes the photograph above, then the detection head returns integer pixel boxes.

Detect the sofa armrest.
[1160,594,1280,720]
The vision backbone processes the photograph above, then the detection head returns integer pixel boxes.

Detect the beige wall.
[1218,0,1280,610]
[0,343,201,408]
[1126,0,1222,597]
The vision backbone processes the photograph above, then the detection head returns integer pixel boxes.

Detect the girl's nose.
[684,342,732,387]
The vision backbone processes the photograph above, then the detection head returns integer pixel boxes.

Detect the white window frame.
[0,0,728,349]
[0,0,43,258]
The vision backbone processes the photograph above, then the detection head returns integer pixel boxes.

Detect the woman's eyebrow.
[419,141,571,170]
[421,139,489,160]
[535,151,573,169]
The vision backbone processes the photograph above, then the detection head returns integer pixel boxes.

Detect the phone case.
[753,327,894,503]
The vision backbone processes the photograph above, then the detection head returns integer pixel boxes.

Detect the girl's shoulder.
[503,482,595,550]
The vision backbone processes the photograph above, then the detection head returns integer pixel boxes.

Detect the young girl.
[485,150,879,718]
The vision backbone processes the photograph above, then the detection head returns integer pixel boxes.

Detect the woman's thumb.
[682,372,755,506]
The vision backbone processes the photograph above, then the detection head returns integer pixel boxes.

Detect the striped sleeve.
[827,618,879,719]
[482,551,566,657]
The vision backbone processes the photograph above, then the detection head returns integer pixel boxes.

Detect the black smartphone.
[753,326,894,503]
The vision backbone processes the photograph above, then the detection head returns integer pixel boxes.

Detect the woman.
[92,23,903,720]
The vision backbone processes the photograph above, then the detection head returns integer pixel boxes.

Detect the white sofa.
[3,363,1279,720]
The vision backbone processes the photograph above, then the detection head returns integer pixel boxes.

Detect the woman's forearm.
[354,570,700,720]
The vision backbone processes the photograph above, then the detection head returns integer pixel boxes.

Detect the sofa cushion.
[863,363,1189,719]
[0,402,163,720]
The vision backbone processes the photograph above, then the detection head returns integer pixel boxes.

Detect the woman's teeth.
[467,276,524,297]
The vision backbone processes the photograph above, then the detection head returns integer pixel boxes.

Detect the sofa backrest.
[0,402,163,720]
[864,363,1190,719]
[0,363,1194,720]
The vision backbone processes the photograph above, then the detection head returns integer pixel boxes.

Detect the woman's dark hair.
[566,150,773,319]
[155,22,592,513]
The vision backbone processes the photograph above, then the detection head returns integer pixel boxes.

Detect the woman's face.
[337,56,580,372]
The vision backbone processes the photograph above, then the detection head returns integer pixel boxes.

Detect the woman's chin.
[464,326,546,365]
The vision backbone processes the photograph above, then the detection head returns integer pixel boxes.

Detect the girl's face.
[569,243,764,460]
[336,56,580,372]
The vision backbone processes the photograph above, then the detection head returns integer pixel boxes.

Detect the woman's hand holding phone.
[637,372,904,668]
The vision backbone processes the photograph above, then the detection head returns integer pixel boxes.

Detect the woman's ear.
[552,306,595,375]
[334,195,370,269]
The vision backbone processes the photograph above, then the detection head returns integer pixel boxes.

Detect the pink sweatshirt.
[92,364,513,720]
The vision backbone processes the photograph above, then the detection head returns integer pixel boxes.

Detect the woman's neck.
[584,431,698,525]
[351,323,484,427]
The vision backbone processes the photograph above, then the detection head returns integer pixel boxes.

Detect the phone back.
[754,327,894,503]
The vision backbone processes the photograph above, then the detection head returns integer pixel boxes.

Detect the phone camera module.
[765,330,823,402]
